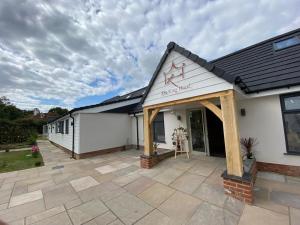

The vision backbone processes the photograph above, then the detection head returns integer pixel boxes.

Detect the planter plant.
[31,145,40,158]
[240,137,258,159]
[153,142,159,155]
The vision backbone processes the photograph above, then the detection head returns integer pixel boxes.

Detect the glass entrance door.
[189,110,206,152]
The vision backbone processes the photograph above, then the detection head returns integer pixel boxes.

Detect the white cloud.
[0,0,299,112]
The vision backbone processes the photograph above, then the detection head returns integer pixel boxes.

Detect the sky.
[0,0,299,112]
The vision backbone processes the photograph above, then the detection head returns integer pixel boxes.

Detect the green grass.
[0,150,44,173]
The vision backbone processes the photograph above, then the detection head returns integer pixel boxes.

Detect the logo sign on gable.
[161,61,191,96]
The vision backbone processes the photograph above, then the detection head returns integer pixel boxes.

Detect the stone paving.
[0,140,299,225]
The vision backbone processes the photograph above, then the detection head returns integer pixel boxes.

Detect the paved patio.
[0,140,299,225]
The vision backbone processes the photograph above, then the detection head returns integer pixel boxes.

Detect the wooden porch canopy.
[143,89,243,177]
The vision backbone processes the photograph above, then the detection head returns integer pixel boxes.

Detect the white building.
[48,28,300,180]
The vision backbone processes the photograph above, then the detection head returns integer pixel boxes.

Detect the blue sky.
[0,0,299,111]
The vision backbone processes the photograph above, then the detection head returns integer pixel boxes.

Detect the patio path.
[0,140,298,225]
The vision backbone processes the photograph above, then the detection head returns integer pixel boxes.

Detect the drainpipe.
[134,114,139,150]
[69,113,76,159]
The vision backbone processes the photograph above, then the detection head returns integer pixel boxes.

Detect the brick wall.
[257,161,300,176]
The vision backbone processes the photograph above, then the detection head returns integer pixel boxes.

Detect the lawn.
[0,150,44,173]
[0,142,31,151]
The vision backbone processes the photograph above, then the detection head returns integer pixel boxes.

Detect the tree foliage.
[48,107,68,116]
[0,96,47,144]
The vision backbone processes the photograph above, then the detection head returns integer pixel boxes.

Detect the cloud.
[0,0,299,111]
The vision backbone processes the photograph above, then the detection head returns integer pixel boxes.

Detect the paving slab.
[153,168,185,185]
[9,190,43,208]
[257,172,286,183]
[0,189,12,205]
[43,183,78,209]
[238,205,289,225]
[29,212,72,225]
[193,183,228,207]
[112,172,140,187]
[68,199,108,225]
[83,211,117,225]
[290,207,300,225]
[26,205,65,224]
[78,182,125,202]
[138,182,175,208]
[134,209,170,225]
[0,200,45,223]
[187,201,239,225]
[28,180,56,192]
[158,191,201,225]
[270,190,300,209]
[170,172,205,194]
[64,198,82,209]
[106,192,153,225]
[188,162,217,177]
[224,196,245,216]
[124,176,155,195]
[70,176,99,192]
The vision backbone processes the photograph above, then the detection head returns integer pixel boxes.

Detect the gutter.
[69,113,76,159]
[134,114,139,150]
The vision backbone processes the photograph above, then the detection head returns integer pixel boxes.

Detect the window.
[280,92,300,154]
[65,119,69,134]
[152,112,165,143]
[273,36,300,51]
[56,121,64,134]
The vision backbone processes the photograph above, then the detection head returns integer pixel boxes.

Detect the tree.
[48,107,69,116]
[0,96,23,120]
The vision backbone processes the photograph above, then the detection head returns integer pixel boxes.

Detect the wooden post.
[220,90,243,177]
[143,108,153,156]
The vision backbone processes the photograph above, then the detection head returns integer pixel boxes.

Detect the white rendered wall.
[132,110,190,151]
[144,50,233,106]
[48,114,80,153]
[79,113,132,153]
[238,95,300,166]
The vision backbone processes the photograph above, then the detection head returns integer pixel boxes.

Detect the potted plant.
[153,142,159,155]
[31,145,40,158]
[240,137,257,159]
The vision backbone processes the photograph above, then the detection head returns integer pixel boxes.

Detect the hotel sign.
[161,61,191,96]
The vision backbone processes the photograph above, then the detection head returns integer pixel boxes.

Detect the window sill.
[154,141,166,144]
[284,152,300,156]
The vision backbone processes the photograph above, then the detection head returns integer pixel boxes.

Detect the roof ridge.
[141,42,249,103]
[211,27,300,63]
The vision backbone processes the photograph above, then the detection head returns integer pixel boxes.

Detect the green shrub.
[27,133,38,145]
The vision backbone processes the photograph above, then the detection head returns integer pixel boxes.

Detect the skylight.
[126,94,131,99]
[273,36,300,51]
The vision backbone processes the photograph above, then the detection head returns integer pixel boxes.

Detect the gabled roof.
[49,87,147,123]
[211,28,300,93]
[141,42,248,104]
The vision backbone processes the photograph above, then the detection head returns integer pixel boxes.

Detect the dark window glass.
[283,95,300,111]
[152,112,165,143]
[274,36,300,51]
[281,93,300,154]
[65,119,69,134]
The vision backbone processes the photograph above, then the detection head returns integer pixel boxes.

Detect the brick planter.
[140,150,174,169]
[222,158,257,204]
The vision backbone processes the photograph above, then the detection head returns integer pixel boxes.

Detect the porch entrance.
[189,108,226,157]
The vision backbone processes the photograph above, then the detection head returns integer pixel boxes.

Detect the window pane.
[284,95,300,110]
[284,113,300,153]
[152,112,165,142]
[274,37,300,50]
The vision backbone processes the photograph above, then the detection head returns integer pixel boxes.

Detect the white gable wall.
[48,113,80,153]
[79,113,132,153]
[143,51,233,106]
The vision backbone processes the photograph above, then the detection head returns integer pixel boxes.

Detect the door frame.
[186,108,210,156]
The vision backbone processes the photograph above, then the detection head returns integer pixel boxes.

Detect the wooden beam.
[143,108,153,156]
[144,90,231,110]
[220,90,243,177]
[149,108,160,124]
[200,100,223,122]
